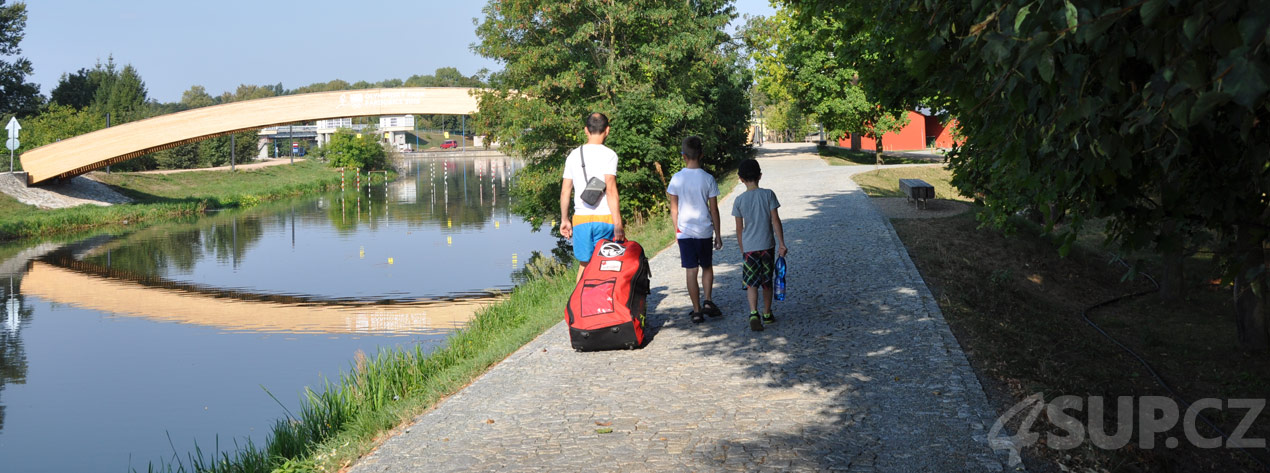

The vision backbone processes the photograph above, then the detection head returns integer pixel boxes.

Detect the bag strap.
[578,145,589,182]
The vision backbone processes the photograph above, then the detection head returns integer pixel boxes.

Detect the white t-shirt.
[562,144,619,216]
[666,167,720,239]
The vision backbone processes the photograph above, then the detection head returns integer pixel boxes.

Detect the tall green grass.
[143,263,577,473]
[144,205,682,473]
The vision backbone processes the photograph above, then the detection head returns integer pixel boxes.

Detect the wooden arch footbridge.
[19,87,481,186]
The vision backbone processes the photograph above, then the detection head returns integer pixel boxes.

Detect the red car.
[440,139,458,149]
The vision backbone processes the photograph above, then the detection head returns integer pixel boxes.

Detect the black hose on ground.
[1081,257,1270,471]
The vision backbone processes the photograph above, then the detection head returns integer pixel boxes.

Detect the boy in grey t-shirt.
[731,159,788,331]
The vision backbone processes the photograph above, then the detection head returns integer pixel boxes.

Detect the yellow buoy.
[495,221,500,229]
[388,257,394,265]
[359,247,365,259]
[447,218,452,228]
[447,236,452,246]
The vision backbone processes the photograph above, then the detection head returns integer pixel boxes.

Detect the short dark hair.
[585,113,609,134]
[681,135,703,161]
[738,159,761,182]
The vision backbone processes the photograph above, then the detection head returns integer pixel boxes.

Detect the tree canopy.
[472,0,753,222]
[48,56,149,121]
[750,2,915,164]
[323,129,388,171]
[0,0,42,118]
[799,0,1270,349]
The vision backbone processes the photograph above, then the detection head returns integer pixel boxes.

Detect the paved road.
[350,143,1012,472]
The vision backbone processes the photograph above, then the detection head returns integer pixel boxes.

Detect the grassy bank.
[817,144,934,166]
[159,166,734,473]
[0,161,389,241]
[850,164,972,203]
[850,163,1270,471]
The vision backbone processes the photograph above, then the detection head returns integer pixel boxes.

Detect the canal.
[0,156,559,472]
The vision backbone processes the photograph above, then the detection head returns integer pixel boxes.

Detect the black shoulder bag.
[578,146,607,207]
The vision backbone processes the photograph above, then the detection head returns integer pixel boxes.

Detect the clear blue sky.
[24,0,775,103]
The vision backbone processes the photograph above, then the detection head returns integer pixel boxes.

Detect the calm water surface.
[0,156,559,472]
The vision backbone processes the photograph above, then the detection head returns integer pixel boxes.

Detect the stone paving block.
[348,144,1018,472]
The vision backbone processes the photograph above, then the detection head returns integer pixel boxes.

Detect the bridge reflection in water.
[21,261,496,335]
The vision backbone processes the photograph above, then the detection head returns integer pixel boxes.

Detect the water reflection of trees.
[325,158,524,232]
[0,276,33,432]
[79,214,266,276]
[202,218,265,268]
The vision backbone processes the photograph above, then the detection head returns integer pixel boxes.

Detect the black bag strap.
[578,145,589,182]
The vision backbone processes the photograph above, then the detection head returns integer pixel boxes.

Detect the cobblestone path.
[350,143,1012,472]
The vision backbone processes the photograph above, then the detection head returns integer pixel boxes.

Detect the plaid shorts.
[742,249,775,289]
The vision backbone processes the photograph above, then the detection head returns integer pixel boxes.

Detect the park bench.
[899,178,935,209]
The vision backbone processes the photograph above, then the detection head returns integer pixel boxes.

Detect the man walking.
[559,113,624,279]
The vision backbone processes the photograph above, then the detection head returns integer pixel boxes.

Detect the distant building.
[838,110,961,152]
[379,115,416,151]
[266,115,418,153]
[314,118,372,147]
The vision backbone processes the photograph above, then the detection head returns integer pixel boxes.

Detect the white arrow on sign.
[5,116,19,139]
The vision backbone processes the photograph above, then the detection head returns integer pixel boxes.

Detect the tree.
[10,104,104,170]
[180,85,215,109]
[218,83,281,103]
[406,67,485,87]
[845,0,1270,350]
[196,131,257,167]
[289,79,352,95]
[756,2,917,166]
[93,63,147,118]
[742,14,815,143]
[325,129,387,170]
[50,68,98,109]
[0,0,42,118]
[153,143,200,170]
[473,0,752,223]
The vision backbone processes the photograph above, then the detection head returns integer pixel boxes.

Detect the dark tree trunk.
[1160,248,1186,302]
[875,135,884,168]
[1232,225,1269,351]
[1159,220,1187,302]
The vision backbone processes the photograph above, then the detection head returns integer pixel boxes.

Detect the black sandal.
[690,311,705,324]
[702,300,723,317]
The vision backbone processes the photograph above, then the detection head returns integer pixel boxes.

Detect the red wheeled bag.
[566,239,652,351]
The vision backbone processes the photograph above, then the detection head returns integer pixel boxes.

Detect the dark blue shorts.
[677,238,714,269]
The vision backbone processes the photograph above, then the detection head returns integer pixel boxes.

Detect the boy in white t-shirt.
[666,135,723,324]
[560,113,624,280]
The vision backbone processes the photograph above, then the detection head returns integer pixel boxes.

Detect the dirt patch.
[0,172,132,209]
[871,197,970,219]
[892,211,1270,472]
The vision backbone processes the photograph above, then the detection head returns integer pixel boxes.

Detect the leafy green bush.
[324,129,388,171]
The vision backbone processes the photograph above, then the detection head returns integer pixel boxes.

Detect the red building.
[838,111,960,151]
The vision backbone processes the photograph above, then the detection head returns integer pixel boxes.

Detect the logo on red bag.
[598,242,626,258]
